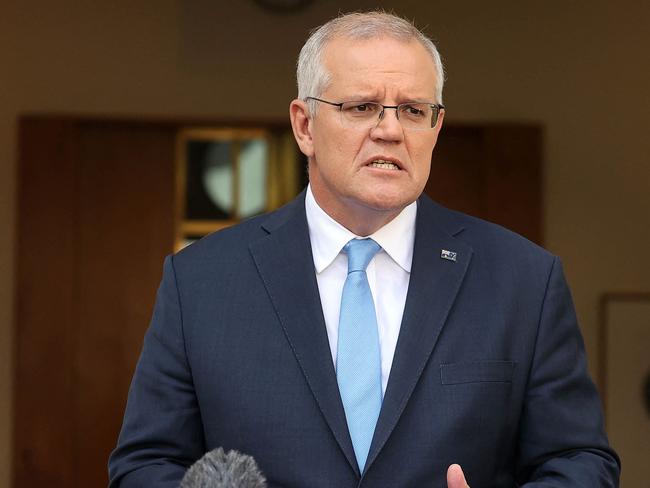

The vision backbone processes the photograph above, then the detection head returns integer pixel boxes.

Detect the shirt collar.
[305,184,416,274]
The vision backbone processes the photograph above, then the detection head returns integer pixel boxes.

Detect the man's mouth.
[368,158,401,170]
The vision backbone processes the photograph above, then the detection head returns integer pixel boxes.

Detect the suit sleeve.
[515,257,620,486]
[108,255,204,487]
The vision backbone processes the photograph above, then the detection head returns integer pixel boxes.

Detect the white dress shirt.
[305,185,416,394]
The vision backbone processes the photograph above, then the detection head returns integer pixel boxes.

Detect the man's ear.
[289,99,314,158]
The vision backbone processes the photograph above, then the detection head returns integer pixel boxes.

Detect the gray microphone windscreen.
[180,447,267,488]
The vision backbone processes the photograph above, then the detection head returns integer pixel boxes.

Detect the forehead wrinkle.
[328,68,431,95]
[331,82,434,104]
[323,37,437,102]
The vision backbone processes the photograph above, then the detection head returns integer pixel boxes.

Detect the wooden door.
[14,118,176,487]
[427,124,542,244]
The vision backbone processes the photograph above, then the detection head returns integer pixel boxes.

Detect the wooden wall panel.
[482,125,542,244]
[428,125,484,217]
[14,119,79,487]
[427,124,542,244]
[74,122,176,487]
[14,118,176,487]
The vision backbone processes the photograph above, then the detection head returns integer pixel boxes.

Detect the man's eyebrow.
[341,93,379,101]
[338,92,435,103]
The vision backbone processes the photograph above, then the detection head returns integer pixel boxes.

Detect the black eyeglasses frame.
[305,96,445,129]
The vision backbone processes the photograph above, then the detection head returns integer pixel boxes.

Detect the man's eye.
[403,105,425,116]
[344,103,378,114]
[352,104,371,112]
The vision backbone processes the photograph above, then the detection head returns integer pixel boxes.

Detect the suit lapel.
[365,197,474,473]
[248,194,360,476]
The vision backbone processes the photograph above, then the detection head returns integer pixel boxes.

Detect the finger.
[447,463,470,488]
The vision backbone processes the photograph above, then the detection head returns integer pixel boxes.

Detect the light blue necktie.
[336,238,382,473]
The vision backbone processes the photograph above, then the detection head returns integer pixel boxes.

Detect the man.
[109,12,620,487]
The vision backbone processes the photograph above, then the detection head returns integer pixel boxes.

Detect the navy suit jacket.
[109,192,619,487]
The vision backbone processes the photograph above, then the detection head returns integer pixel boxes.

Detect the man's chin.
[356,191,417,214]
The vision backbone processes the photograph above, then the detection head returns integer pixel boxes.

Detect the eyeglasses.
[306,97,444,131]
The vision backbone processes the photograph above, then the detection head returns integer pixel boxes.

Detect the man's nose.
[370,108,404,142]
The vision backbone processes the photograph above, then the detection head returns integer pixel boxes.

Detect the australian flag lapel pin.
[440,249,457,262]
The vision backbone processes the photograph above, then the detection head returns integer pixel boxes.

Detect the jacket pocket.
[440,360,515,385]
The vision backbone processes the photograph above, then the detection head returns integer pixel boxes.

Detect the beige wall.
[1,1,649,486]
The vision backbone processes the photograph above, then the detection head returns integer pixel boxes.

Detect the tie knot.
[343,238,381,273]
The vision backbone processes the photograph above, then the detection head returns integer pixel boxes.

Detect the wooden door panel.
[427,124,542,244]
[74,122,176,486]
[14,118,176,487]
[14,119,81,487]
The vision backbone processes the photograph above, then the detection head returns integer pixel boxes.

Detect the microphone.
[180,447,267,488]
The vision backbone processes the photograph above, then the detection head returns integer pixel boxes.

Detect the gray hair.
[296,11,445,114]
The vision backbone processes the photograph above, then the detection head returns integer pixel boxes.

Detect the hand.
[447,464,470,488]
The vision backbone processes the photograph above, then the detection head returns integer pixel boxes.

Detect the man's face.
[292,36,444,231]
